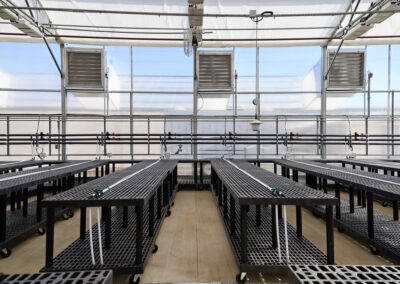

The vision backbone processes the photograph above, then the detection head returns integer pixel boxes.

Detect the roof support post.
[321,46,327,159]
[60,43,67,161]
[193,46,198,160]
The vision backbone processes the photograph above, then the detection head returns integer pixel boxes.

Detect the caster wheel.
[129,274,140,284]
[312,210,321,218]
[67,210,74,218]
[63,213,70,220]
[370,245,380,255]
[0,248,11,258]
[338,227,345,233]
[171,202,175,207]
[236,272,247,284]
[382,201,388,207]
[166,210,172,217]
[152,244,158,254]
[38,227,46,235]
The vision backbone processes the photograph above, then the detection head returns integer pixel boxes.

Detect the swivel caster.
[63,213,70,220]
[338,227,345,233]
[166,210,172,217]
[370,245,380,255]
[382,201,388,207]
[312,210,321,218]
[38,227,46,235]
[0,248,11,258]
[152,244,158,254]
[236,272,247,284]
[129,274,140,284]
[67,209,74,218]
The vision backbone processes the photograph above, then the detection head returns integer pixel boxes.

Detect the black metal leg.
[230,195,236,236]
[0,194,6,242]
[256,205,261,226]
[96,167,99,178]
[326,205,334,264]
[45,207,55,268]
[123,206,128,228]
[323,179,327,194]
[278,205,282,219]
[83,171,87,183]
[194,162,198,188]
[163,181,168,207]
[223,186,228,218]
[362,190,366,208]
[101,166,104,177]
[360,166,364,171]
[16,190,21,209]
[296,205,302,237]
[105,164,110,175]
[357,189,362,206]
[367,192,374,239]
[335,183,341,220]
[272,205,277,249]
[274,163,277,174]
[10,192,15,211]
[104,206,111,250]
[112,162,115,172]
[240,205,248,263]
[306,174,317,190]
[384,169,388,175]
[78,172,81,183]
[218,181,223,206]
[200,162,203,185]
[349,187,354,214]
[393,200,399,221]
[157,186,162,219]
[135,205,143,264]
[149,196,154,237]
[80,207,86,240]
[293,170,298,182]
[37,184,44,222]
[281,166,287,177]
[22,188,28,216]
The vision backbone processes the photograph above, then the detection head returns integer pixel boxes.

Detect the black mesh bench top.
[275,159,400,200]
[0,160,108,194]
[0,160,44,172]
[42,159,178,207]
[210,159,337,206]
[339,159,400,171]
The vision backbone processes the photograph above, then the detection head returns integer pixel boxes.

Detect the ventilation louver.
[65,48,105,89]
[197,51,233,91]
[327,50,365,90]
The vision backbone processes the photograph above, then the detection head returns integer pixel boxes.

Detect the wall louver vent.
[65,48,105,89]
[327,50,365,89]
[198,51,233,91]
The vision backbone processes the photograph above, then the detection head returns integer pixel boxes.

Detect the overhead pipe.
[1,5,400,18]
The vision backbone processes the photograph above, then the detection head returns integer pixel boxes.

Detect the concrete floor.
[0,189,394,283]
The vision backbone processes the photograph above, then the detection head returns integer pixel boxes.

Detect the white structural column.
[60,43,67,161]
[193,46,198,160]
[256,47,260,159]
[321,46,327,159]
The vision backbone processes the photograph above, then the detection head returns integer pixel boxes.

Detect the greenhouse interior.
[2,1,400,284]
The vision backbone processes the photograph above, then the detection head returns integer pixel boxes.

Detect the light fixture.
[11,18,42,38]
[365,0,400,25]
[0,8,18,21]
